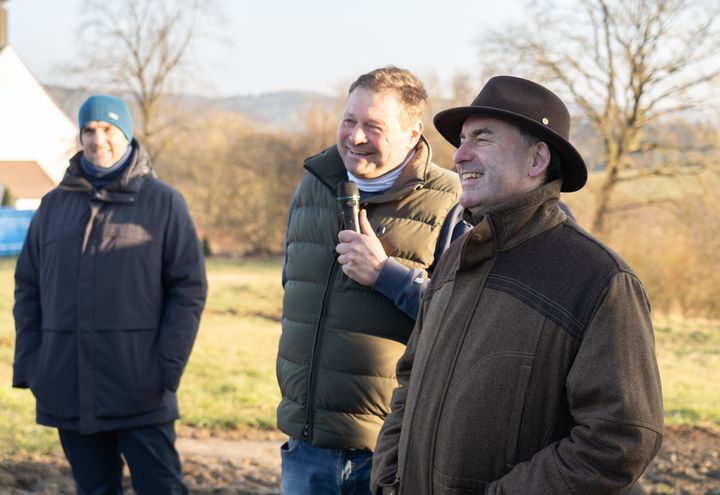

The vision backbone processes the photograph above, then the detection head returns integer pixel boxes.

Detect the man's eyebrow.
[342,113,385,127]
[461,126,494,140]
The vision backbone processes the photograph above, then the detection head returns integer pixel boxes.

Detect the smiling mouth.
[347,147,373,157]
[461,172,484,180]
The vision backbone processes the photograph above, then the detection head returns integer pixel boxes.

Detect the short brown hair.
[348,66,427,128]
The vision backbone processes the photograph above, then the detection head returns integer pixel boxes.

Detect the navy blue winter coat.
[12,141,207,434]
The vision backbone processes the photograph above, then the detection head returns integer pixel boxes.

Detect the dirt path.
[0,430,284,495]
[177,436,282,494]
[1,425,718,494]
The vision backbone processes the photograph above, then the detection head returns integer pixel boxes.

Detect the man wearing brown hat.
[371,76,663,494]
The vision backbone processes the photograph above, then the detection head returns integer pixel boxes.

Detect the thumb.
[358,209,377,238]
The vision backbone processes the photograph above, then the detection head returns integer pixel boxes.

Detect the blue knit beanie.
[78,94,133,143]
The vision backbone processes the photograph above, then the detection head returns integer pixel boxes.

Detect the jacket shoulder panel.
[488,221,641,339]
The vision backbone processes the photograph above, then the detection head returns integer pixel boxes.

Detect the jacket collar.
[463,179,566,253]
[304,135,433,203]
[59,140,156,203]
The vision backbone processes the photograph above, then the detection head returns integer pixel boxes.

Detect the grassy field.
[0,256,718,456]
[654,316,720,425]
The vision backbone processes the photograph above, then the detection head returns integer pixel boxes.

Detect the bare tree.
[483,0,720,234]
[76,0,222,157]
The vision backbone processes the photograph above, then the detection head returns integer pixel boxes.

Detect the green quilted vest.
[277,137,461,450]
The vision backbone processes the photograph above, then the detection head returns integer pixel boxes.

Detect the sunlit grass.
[653,316,720,425]
[178,313,280,431]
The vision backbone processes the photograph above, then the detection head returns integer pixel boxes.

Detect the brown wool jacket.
[371,180,663,494]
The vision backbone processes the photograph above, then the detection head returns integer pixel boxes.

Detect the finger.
[358,209,377,238]
[338,230,358,243]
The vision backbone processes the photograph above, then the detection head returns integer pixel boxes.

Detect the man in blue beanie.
[75,94,135,189]
[13,94,207,494]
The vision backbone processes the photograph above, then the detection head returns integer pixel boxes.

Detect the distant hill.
[220,92,337,127]
[44,85,337,130]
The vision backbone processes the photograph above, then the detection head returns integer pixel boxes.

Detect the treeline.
[153,107,337,256]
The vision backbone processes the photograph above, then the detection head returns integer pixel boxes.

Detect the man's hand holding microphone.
[335,180,388,286]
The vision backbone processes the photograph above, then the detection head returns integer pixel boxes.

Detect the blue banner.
[0,208,34,256]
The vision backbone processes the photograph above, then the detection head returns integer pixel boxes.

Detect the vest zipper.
[302,251,340,442]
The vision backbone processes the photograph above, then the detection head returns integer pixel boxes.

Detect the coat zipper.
[302,251,340,442]
[81,198,102,255]
[425,263,491,488]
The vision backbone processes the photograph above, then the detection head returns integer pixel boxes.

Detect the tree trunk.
[592,158,620,235]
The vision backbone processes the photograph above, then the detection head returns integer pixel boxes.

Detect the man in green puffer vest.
[276,66,463,494]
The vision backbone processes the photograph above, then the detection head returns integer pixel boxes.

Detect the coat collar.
[458,180,566,270]
[59,140,156,203]
[304,135,434,203]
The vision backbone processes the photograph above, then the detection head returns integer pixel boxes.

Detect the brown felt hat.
[433,75,587,192]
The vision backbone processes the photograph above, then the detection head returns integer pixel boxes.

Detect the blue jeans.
[281,437,373,495]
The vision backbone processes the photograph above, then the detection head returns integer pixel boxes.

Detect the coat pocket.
[31,329,79,420]
[432,352,534,490]
[93,328,165,417]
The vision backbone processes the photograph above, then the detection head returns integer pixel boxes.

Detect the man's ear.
[528,141,551,179]
[408,120,423,149]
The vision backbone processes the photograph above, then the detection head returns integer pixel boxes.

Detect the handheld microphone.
[337,180,360,233]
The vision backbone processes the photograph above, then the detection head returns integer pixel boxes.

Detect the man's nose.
[349,126,367,145]
[453,141,470,165]
[87,131,104,146]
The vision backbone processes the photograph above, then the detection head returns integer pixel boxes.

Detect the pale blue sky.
[7,0,525,97]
